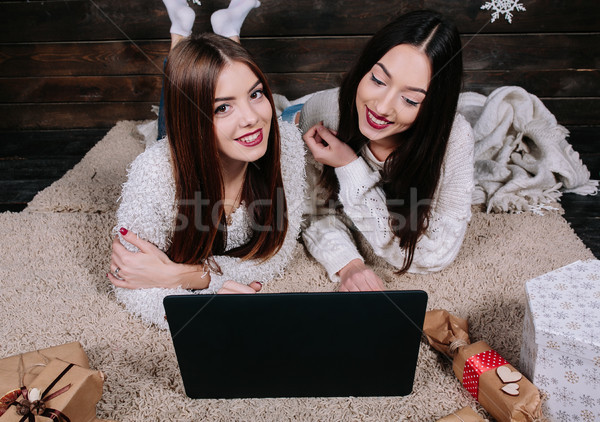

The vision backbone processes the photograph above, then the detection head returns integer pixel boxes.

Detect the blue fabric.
[280,103,304,125]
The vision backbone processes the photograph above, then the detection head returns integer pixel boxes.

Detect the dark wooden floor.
[0,127,598,258]
[0,129,108,212]
[560,127,600,258]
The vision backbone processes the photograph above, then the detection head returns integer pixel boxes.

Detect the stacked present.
[520,259,600,420]
[0,342,113,422]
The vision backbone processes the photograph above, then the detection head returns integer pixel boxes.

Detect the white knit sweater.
[113,119,307,329]
[299,88,475,281]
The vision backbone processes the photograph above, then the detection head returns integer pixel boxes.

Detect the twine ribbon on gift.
[450,413,467,422]
[17,351,51,386]
[448,339,469,357]
[462,350,508,400]
[0,351,50,417]
[5,362,74,422]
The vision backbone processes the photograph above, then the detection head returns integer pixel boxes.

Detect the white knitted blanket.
[457,86,598,213]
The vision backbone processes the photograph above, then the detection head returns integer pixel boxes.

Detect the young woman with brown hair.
[107,33,306,329]
[299,10,475,291]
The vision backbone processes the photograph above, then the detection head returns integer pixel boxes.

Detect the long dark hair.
[322,10,463,273]
[164,33,288,266]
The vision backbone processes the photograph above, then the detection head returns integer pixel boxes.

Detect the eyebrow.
[214,80,262,102]
[375,63,428,95]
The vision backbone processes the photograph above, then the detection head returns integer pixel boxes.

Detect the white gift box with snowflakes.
[520,259,600,422]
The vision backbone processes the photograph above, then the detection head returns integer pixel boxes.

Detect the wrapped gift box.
[0,358,104,422]
[520,259,600,421]
[0,343,116,422]
[0,342,90,395]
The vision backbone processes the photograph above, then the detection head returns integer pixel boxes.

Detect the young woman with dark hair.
[298,10,474,291]
[107,33,306,329]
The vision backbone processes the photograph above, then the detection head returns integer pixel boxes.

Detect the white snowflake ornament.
[481,0,526,23]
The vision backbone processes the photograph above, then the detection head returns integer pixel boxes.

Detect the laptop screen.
[164,290,427,398]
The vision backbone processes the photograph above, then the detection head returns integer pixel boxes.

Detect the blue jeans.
[157,58,167,140]
[280,103,304,125]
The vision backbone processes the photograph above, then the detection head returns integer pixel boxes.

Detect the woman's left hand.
[303,123,358,168]
[217,280,263,294]
[108,229,196,290]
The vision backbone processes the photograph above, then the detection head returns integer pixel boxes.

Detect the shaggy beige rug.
[1,121,595,421]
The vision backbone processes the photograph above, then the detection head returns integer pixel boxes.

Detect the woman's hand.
[108,228,210,290]
[218,280,263,294]
[337,259,386,292]
[303,123,358,168]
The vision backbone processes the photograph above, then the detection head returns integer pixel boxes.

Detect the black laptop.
[163,290,427,399]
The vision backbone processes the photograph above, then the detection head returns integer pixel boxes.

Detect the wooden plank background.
[0,0,599,130]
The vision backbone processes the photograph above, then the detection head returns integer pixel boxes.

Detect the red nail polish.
[119,227,128,235]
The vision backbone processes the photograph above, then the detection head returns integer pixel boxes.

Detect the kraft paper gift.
[0,342,89,396]
[437,406,486,422]
[424,309,542,422]
[0,358,104,422]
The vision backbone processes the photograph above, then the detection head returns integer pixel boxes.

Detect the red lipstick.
[235,128,263,147]
[366,107,392,130]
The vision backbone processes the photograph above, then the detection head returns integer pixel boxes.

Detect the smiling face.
[213,60,272,171]
[355,44,431,158]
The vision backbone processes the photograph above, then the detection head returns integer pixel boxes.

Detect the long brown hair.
[164,33,287,266]
[322,10,463,273]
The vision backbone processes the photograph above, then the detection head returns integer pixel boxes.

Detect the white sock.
[163,0,196,37]
[211,0,260,38]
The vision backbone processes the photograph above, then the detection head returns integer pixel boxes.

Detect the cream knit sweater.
[299,88,475,281]
[112,119,307,329]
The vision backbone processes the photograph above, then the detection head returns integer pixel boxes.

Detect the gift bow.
[5,362,74,422]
